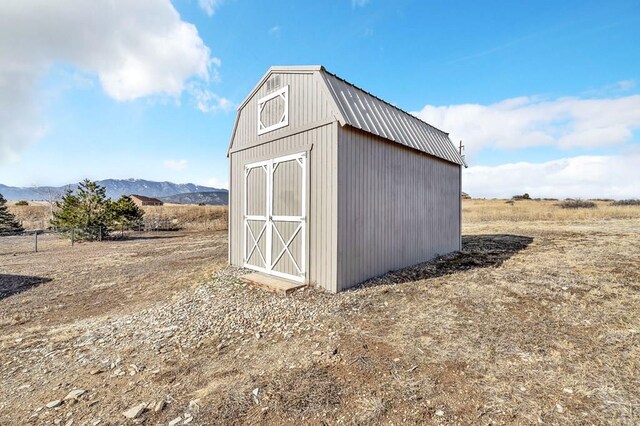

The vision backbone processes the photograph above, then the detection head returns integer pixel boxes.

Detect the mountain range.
[0,179,228,204]
[159,191,229,205]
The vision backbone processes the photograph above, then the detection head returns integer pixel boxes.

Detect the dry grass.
[463,198,640,222]
[6,201,51,230]
[190,209,639,424]
[1,199,639,424]
[141,204,228,231]
[0,231,227,327]
[7,202,229,231]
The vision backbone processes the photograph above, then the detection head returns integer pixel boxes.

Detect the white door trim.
[243,152,307,283]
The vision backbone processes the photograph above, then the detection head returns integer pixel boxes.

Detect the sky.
[0,0,639,198]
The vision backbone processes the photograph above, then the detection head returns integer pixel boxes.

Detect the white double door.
[243,152,306,282]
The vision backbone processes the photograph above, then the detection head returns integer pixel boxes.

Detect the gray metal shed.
[227,65,465,292]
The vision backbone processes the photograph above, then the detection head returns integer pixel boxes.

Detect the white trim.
[242,263,305,283]
[245,220,267,266]
[257,86,289,135]
[243,151,307,282]
[271,223,303,274]
[265,160,273,269]
[300,152,307,276]
[243,164,247,266]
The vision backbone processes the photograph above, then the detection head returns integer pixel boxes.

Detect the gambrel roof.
[230,65,465,166]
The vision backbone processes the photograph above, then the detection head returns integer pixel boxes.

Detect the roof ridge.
[320,68,450,137]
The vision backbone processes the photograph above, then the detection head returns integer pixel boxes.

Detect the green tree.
[51,179,111,240]
[110,195,144,229]
[0,193,24,234]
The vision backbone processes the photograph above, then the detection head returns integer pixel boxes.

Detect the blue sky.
[0,0,639,198]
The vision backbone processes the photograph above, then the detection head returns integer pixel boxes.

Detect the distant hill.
[159,191,229,205]
[0,179,228,202]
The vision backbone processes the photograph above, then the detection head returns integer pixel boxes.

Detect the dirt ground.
[1,214,639,425]
[0,231,227,329]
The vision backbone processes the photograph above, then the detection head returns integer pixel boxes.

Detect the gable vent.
[265,75,281,93]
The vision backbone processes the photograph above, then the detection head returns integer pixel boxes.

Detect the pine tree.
[0,193,24,234]
[110,195,145,228]
[51,179,111,241]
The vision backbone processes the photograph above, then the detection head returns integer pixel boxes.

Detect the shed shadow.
[0,274,52,300]
[356,234,533,288]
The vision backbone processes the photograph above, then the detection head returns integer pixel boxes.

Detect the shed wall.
[229,123,339,292]
[336,127,461,291]
[230,71,337,153]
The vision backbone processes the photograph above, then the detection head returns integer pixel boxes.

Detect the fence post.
[99,226,102,242]
[34,231,38,253]
[71,228,75,246]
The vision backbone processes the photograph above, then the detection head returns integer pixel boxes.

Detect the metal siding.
[323,71,464,166]
[231,71,336,153]
[229,123,338,292]
[336,127,461,291]
[229,67,461,293]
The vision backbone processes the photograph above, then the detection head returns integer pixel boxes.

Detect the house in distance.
[130,194,164,207]
[227,65,465,293]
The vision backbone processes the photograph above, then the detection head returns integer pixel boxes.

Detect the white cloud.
[163,159,189,171]
[198,0,224,16]
[0,68,47,163]
[413,91,640,156]
[463,153,640,199]
[605,80,636,93]
[189,83,233,113]
[206,177,228,189]
[269,25,281,36]
[0,0,223,164]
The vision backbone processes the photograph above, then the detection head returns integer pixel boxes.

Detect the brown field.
[1,200,639,425]
[463,198,640,222]
[7,202,228,231]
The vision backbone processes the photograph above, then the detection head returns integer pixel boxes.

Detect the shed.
[130,194,164,207]
[227,65,465,293]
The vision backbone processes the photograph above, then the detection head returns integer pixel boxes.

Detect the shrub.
[111,195,145,228]
[512,193,531,200]
[0,193,24,234]
[15,200,29,206]
[51,180,112,240]
[558,199,597,209]
[51,180,144,240]
[611,199,640,206]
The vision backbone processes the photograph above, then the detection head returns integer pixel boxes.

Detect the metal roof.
[229,65,464,166]
[320,68,464,166]
[130,194,163,203]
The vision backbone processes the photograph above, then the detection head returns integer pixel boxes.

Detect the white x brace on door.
[243,152,306,282]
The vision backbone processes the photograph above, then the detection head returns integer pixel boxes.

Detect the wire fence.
[0,220,187,254]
